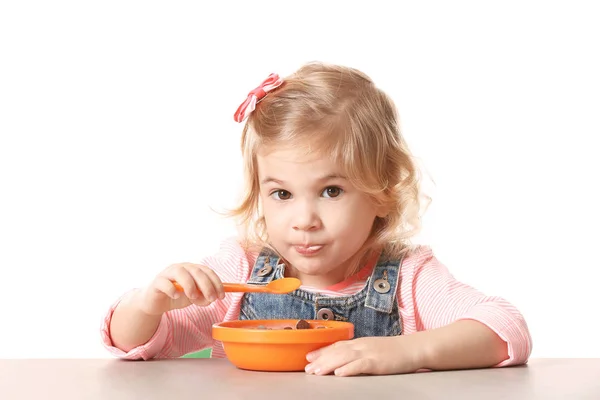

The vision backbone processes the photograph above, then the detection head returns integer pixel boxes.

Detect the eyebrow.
[260,174,347,185]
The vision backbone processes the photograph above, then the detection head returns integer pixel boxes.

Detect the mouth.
[292,244,324,256]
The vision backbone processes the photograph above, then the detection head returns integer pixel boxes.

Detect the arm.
[100,238,251,360]
[412,319,509,370]
[102,291,220,360]
[108,289,163,353]
[304,247,532,376]
[409,248,532,369]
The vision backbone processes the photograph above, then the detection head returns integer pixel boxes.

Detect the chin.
[285,256,331,275]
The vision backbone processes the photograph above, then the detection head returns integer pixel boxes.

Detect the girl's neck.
[284,250,380,290]
[286,269,346,289]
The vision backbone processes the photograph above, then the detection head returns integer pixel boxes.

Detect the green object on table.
[182,348,212,358]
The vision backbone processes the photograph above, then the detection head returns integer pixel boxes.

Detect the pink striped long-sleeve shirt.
[101,237,532,366]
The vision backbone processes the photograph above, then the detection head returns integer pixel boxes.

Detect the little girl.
[102,62,532,376]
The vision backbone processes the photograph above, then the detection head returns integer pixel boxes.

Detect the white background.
[1,1,598,358]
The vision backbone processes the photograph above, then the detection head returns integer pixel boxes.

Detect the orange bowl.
[212,319,354,372]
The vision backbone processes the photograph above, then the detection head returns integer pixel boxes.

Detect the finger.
[305,346,358,376]
[153,276,182,300]
[199,265,225,300]
[333,358,373,377]
[186,265,218,303]
[306,340,345,362]
[306,347,326,362]
[172,268,200,300]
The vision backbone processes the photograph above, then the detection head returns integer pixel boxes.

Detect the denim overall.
[239,248,403,338]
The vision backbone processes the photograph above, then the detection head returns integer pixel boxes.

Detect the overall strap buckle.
[248,247,280,284]
[364,255,403,313]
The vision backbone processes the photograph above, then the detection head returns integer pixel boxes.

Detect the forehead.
[256,146,342,178]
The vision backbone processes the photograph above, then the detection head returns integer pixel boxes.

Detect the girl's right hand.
[135,263,225,316]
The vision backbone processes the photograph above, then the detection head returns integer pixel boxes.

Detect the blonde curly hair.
[228,61,427,272]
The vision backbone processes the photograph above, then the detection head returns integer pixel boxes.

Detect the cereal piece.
[316,326,326,329]
[284,326,293,330]
[295,319,310,330]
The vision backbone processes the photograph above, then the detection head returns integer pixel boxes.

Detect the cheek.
[331,216,372,236]
[262,200,285,229]
[326,201,377,235]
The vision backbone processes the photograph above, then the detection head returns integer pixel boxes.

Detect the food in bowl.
[212,319,354,372]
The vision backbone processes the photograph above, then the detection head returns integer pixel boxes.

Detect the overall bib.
[239,248,403,338]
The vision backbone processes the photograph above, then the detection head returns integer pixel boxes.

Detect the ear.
[375,205,389,219]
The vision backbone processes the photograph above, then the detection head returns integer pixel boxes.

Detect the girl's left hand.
[305,336,426,377]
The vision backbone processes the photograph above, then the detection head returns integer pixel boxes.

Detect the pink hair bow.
[233,73,283,123]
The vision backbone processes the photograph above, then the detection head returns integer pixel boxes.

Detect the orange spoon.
[171,277,301,295]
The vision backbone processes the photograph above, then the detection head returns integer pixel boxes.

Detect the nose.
[292,199,322,231]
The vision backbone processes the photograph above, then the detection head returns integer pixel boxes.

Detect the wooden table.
[1,358,598,399]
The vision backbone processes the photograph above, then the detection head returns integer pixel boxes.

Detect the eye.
[322,186,343,198]
[270,190,292,200]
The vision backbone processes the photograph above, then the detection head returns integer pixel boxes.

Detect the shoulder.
[199,236,260,282]
[401,244,435,266]
[396,244,449,280]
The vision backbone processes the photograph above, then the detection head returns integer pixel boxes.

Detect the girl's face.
[257,146,382,288]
